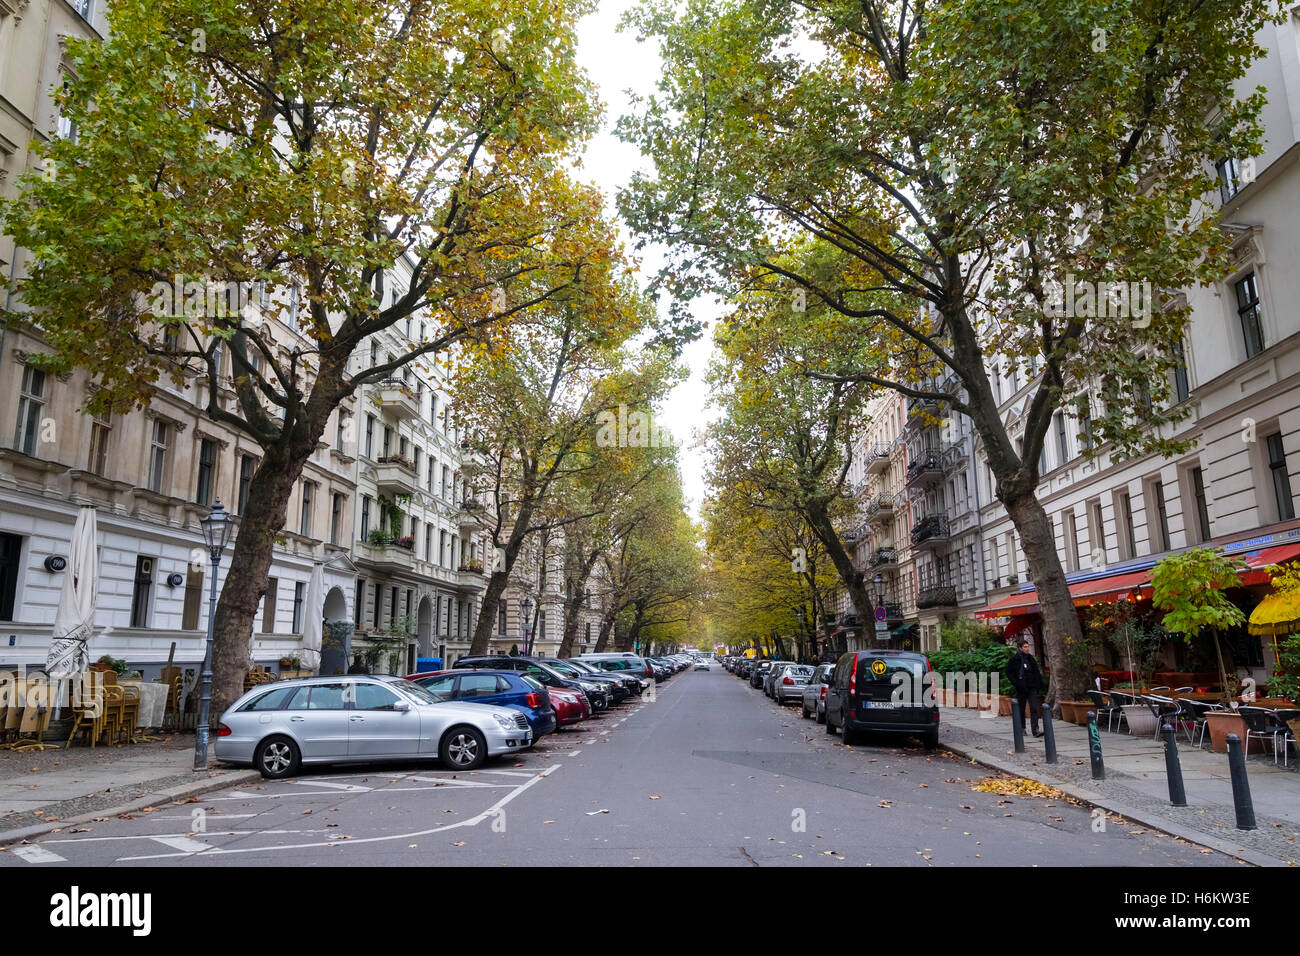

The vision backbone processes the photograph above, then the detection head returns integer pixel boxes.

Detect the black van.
[824,649,939,748]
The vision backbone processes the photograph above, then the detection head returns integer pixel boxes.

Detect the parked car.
[774,664,813,704]
[543,658,629,702]
[405,669,556,738]
[560,658,642,697]
[577,653,658,684]
[764,661,798,698]
[454,655,612,711]
[216,675,533,779]
[750,661,773,689]
[694,658,710,671]
[548,686,591,726]
[824,650,939,748]
[801,663,835,723]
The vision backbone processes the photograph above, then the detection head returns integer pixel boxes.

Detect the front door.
[348,681,420,758]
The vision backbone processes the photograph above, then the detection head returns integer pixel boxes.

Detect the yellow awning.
[1249,590,1300,636]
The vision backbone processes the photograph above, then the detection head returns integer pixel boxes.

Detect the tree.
[1152,547,1246,699]
[451,293,679,657]
[2,0,613,715]
[618,0,1275,705]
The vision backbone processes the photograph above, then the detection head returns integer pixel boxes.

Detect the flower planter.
[1204,710,1253,754]
[1122,704,1159,737]
[997,695,1012,717]
[1059,701,1093,725]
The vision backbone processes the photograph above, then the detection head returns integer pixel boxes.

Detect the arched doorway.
[320,586,350,676]
[417,595,433,659]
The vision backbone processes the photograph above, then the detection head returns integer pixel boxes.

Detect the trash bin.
[416,657,442,674]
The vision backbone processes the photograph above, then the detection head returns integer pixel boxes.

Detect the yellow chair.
[67,671,107,749]
[101,685,126,746]
[12,675,54,751]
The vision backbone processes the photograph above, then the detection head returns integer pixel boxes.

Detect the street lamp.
[195,500,234,772]
[521,597,533,656]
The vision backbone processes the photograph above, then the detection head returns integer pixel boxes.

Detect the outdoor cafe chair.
[101,685,126,746]
[1150,686,1171,692]
[1143,694,1181,740]
[1174,686,1194,693]
[67,671,107,749]
[1178,698,1217,748]
[1238,707,1283,761]
[1272,709,1300,767]
[1087,690,1120,733]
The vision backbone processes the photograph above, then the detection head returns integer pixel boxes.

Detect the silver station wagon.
[215,675,533,778]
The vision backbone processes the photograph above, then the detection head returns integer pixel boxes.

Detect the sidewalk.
[0,736,259,846]
[940,705,1300,866]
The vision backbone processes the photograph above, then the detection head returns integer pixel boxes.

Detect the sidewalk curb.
[0,768,262,848]
[942,737,1292,868]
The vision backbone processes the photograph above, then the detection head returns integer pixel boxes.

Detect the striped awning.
[974,569,1153,620]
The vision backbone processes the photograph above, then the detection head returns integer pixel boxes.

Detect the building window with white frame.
[196,438,217,505]
[14,365,46,456]
[1266,433,1296,522]
[147,420,169,493]
[88,413,112,477]
[1235,273,1265,359]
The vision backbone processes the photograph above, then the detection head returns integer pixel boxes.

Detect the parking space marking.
[286,780,372,792]
[12,845,66,864]
[151,836,216,854]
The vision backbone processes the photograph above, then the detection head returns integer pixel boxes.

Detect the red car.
[548,686,590,727]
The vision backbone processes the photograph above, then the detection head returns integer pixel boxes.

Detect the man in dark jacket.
[1006,639,1044,737]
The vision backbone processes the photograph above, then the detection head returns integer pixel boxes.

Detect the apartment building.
[971,13,1300,681]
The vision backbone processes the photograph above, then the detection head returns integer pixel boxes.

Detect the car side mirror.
[393,700,411,712]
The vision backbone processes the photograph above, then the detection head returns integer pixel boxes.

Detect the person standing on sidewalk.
[1006,639,1044,737]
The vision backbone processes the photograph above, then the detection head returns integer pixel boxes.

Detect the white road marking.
[286,780,371,792]
[151,836,215,854]
[12,845,65,864]
[113,764,563,861]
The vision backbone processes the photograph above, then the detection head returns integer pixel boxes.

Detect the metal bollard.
[1042,708,1057,764]
[1086,711,1105,780]
[1011,699,1025,753]
[1225,734,1257,830]
[1161,723,1187,807]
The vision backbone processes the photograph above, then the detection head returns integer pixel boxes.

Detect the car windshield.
[520,675,545,692]
[399,681,446,705]
[857,657,925,683]
[566,660,597,674]
[547,660,580,676]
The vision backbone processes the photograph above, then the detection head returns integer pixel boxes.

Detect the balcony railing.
[916,585,957,609]
[910,513,951,547]
[374,380,420,421]
[905,449,945,489]
[869,547,898,568]
[373,456,417,494]
[459,500,487,533]
[865,443,893,476]
[866,494,896,525]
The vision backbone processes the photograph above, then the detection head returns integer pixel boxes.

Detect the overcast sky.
[575,0,720,520]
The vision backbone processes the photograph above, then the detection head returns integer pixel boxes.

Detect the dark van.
[825,649,939,748]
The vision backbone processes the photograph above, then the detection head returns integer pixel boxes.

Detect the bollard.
[1161,723,1187,807]
[1225,734,1257,830]
[1086,711,1105,780]
[1042,708,1057,764]
[1011,699,1025,753]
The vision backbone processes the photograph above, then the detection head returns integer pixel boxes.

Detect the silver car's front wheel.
[441,726,487,770]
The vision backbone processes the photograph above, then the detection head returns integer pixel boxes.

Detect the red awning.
[974,568,1153,619]
[1242,542,1300,569]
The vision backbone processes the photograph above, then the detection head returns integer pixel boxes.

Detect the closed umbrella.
[48,506,98,681]
[300,562,324,673]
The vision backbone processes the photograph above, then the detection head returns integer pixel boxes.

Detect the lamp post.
[194,500,234,772]
[521,597,533,656]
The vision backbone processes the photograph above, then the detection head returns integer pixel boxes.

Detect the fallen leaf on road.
[922,855,932,861]
[648,795,661,800]
[544,820,556,824]
[918,784,928,789]
[185,796,199,803]
[452,841,465,846]
[879,800,891,808]
[586,809,610,815]
[972,777,1064,799]
[141,807,157,813]
[69,827,91,833]
[960,805,973,810]
[326,823,339,828]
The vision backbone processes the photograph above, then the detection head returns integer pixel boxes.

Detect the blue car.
[405,669,557,739]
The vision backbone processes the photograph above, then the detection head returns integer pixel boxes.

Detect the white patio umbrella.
[48,506,99,681]
[300,562,324,673]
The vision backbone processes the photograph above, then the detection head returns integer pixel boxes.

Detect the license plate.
[865,701,898,709]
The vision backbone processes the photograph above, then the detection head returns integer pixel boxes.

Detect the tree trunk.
[558,550,599,658]
[210,441,310,720]
[467,505,534,656]
[1001,490,1089,710]
[621,601,646,652]
[593,605,617,652]
[806,504,874,625]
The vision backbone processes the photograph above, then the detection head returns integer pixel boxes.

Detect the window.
[1116,491,1136,560]
[1062,510,1079,572]
[1088,500,1106,565]
[498,603,507,635]
[1267,433,1296,521]
[430,393,438,427]
[173,563,202,631]
[262,578,277,633]
[1172,339,1190,403]
[1191,466,1212,543]
[389,586,399,624]
[288,683,348,710]
[331,493,344,545]
[399,436,408,459]
[0,533,22,621]
[1216,156,1242,204]
[14,365,46,456]
[1054,412,1069,465]
[299,481,315,536]
[370,340,378,368]
[1148,478,1171,553]
[439,529,447,567]
[336,411,350,452]
[238,455,256,513]
[441,464,450,498]
[372,582,381,628]
[424,522,433,562]
[382,425,392,459]
[1078,409,1093,452]
[406,588,413,618]
[355,578,365,626]
[147,420,168,493]
[196,438,217,505]
[539,611,547,641]
[88,414,112,476]
[360,496,372,538]
[292,581,305,633]
[458,674,499,698]
[364,415,374,459]
[354,683,402,710]
[1235,273,1264,359]
[130,555,153,628]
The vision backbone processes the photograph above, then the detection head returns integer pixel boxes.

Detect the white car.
[693,658,710,671]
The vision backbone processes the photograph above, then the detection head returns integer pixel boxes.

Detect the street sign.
[874,605,886,622]
[875,621,888,634]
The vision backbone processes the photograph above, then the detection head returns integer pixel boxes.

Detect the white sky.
[575,0,721,520]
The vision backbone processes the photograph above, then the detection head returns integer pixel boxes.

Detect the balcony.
[916,585,957,609]
[459,500,487,533]
[865,443,893,476]
[355,533,416,573]
[910,513,951,549]
[373,456,417,495]
[905,395,943,432]
[881,602,903,621]
[869,547,898,569]
[866,494,896,527]
[374,380,420,422]
[457,562,487,593]
[905,448,945,490]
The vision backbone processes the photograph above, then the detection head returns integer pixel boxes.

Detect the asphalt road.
[0,668,1237,866]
